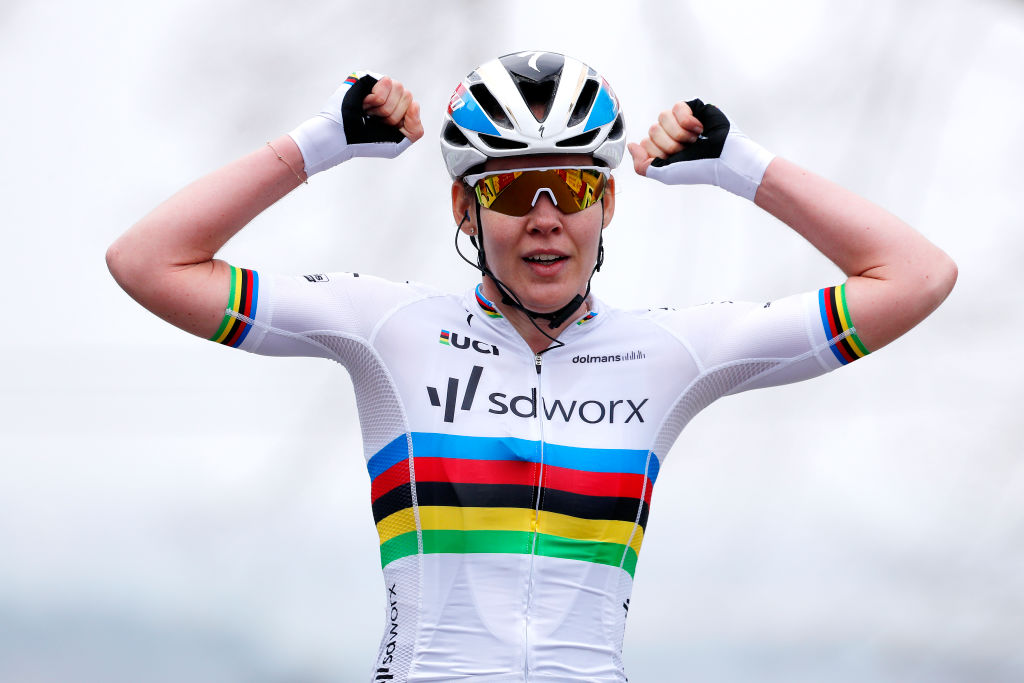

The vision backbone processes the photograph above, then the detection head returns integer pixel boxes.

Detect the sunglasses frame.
[462,165,611,188]
[462,165,611,217]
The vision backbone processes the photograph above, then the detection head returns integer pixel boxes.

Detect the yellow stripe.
[420,506,534,533]
[229,266,243,312]
[211,266,240,344]
[538,510,644,555]
[838,285,869,358]
[834,287,853,333]
[376,508,417,544]
[376,506,644,554]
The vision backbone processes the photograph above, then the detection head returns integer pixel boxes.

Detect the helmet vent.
[469,84,512,130]
[443,121,470,146]
[608,114,624,140]
[478,134,528,150]
[555,129,599,148]
[513,79,558,122]
[568,79,599,127]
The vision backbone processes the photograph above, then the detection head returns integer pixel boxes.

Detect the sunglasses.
[463,166,609,217]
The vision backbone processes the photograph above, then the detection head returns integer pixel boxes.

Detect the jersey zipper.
[525,351,546,679]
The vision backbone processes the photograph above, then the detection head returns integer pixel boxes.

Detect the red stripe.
[221,317,245,348]
[371,459,413,502]
[543,464,653,504]
[834,335,857,364]
[823,287,841,337]
[370,457,653,504]
[242,268,254,316]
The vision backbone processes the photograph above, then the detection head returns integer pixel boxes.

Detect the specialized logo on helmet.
[515,51,546,72]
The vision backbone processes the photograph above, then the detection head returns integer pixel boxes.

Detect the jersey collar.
[471,283,602,329]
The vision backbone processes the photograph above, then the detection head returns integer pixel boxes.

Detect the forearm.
[105,135,305,336]
[108,135,303,275]
[754,157,957,351]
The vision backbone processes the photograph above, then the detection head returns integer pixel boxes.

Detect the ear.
[452,182,476,234]
[601,175,616,229]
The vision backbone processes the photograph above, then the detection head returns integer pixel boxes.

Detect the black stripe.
[236,268,250,316]
[826,286,843,336]
[372,481,648,528]
[542,488,649,529]
[220,316,243,346]
[372,483,414,524]
[827,287,858,360]
[835,333,858,361]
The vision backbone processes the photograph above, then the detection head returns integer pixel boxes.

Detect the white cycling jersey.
[212,266,867,682]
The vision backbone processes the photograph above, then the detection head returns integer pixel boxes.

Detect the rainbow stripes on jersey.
[210,266,259,348]
[818,284,869,365]
[576,311,598,325]
[368,433,659,578]
[344,73,359,86]
[474,284,503,318]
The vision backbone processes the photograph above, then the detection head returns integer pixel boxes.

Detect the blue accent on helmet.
[583,84,617,133]
[451,91,500,137]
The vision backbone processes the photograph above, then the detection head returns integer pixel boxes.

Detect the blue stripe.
[583,84,617,132]
[367,434,411,479]
[451,91,500,136]
[233,270,259,347]
[818,288,848,364]
[366,432,659,482]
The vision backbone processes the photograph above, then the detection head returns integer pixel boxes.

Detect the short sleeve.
[646,284,870,396]
[208,266,434,360]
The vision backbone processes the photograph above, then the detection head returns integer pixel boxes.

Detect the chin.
[519,285,583,312]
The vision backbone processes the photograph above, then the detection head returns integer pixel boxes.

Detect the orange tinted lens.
[473,169,607,216]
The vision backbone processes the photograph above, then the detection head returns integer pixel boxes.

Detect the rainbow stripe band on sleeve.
[210,266,259,348]
[818,284,869,365]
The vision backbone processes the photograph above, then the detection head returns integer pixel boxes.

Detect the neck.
[479,278,588,354]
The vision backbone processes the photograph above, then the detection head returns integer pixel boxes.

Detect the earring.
[467,227,477,235]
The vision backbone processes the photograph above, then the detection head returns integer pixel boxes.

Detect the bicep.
[106,244,235,340]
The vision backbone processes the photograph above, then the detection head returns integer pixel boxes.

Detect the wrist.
[288,115,352,177]
[717,132,775,201]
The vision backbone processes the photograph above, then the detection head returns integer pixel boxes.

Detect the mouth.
[523,253,568,265]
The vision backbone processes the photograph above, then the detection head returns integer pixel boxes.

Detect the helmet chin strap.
[454,200,605,347]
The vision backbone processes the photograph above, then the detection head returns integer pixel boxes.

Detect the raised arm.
[106,74,423,339]
[628,99,956,352]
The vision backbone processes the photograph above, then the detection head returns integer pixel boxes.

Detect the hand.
[628,99,775,201]
[288,71,423,177]
[361,75,423,143]
[627,101,705,176]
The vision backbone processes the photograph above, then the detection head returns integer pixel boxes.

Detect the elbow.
[920,249,957,313]
[934,250,958,302]
[106,233,148,298]
[105,238,131,291]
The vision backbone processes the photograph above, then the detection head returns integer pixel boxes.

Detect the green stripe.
[838,284,870,356]
[208,267,238,342]
[380,531,419,567]
[379,530,639,577]
[535,534,637,577]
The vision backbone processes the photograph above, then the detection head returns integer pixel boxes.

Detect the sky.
[2,0,1023,681]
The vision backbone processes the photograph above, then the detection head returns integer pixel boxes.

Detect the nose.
[526,192,563,234]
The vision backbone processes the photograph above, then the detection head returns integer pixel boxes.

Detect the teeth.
[526,254,562,262]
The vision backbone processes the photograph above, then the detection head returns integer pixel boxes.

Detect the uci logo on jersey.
[426,366,647,425]
[439,329,500,355]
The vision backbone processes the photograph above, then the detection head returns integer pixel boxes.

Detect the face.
[451,154,615,315]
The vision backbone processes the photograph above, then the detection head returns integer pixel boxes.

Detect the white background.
[2,1,1022,681]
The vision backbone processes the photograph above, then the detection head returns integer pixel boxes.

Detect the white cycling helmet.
[441,51,626,179]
